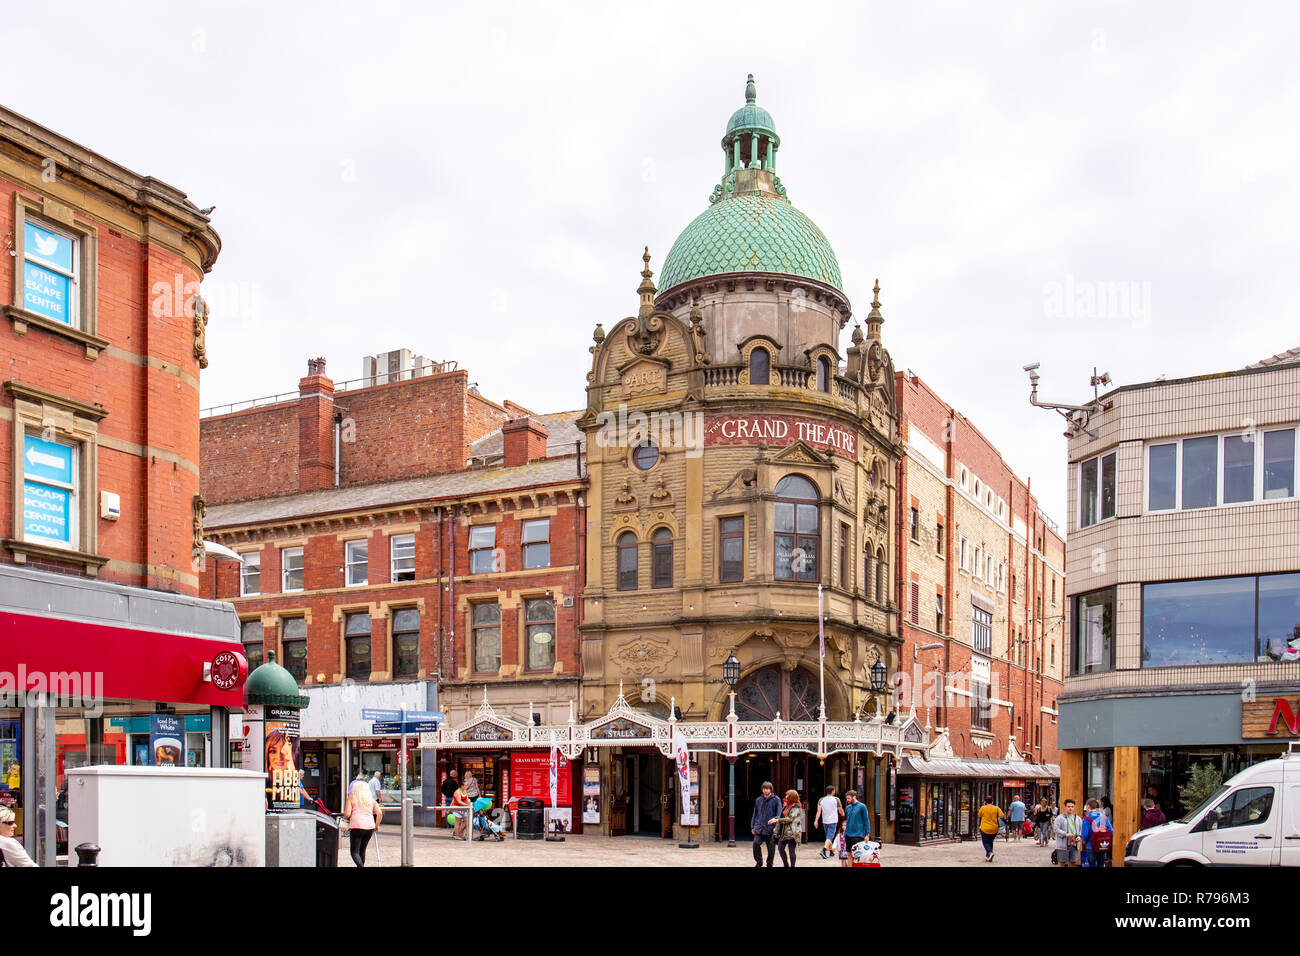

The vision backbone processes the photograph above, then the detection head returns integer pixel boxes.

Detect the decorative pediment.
[771,440,833,467]
[1005,737,1024,762]
[929,728,955,758]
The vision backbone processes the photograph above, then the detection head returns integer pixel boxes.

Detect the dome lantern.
[658,74,844,297]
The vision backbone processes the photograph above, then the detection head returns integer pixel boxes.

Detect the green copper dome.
[244,651,310,708]
[659,193,842,291]
[658,74,842,294]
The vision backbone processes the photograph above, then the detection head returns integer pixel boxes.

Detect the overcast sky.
[7,1,1300,524]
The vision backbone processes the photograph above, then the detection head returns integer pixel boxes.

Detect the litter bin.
[516,797,545,840]
[315,810,340,867]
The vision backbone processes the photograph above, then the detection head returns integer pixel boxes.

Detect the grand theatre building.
[575,77,924,842]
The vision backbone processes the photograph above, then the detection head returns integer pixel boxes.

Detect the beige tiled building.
[1058,349,1300,864]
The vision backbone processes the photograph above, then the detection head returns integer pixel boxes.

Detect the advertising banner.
[149,714,183,767]
[582,765,600,823]
[265,705,304,812]
[510,751,571,805]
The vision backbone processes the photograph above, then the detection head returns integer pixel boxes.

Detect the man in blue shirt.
[1008,794,1027,841]
[842,789,870,863]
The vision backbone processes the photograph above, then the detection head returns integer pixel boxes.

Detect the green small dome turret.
[244,650,310,708]
[658,74,842,295]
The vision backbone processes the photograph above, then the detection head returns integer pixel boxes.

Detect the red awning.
[1,609,246,708]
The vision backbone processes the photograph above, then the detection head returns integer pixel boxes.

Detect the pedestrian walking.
[813,785,843,860]
[1080,798,1112,867]
[344,779,383,867]
[774,790,804,867]
[368,770,382,802]
[841,790,870,868]
[0,808,36,867]
[1141,798,1166,831]
[1052,798,1082,867]
[750,781,782,867]
[1008,793,1027,841]
[463,769,480,801]
[1035,799,1053,845]
[976,794,1005,862]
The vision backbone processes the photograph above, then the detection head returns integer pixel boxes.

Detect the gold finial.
[642,246,653,279]
[871,279,881,310]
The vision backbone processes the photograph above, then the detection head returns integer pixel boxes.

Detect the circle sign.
[212,650,242,691]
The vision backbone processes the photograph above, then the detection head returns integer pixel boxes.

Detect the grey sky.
[7,1,1300,524]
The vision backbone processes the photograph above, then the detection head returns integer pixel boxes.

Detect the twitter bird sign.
[23,221,73,325]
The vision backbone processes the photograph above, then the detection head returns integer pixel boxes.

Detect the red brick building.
[198,352,586,816]
[0,105,243,863]
[892,370,1066,842]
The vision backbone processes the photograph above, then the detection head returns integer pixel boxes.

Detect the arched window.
[774,475,819,581]
[617,532,638,590]
[817,356,831,393]
[875,547,886,603]
[748,347,770,385]
[864,545,874,600]
[651,528,673,589]
[736,665,821,721]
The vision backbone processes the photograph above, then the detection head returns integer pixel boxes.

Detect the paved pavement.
[337,825,1057,867]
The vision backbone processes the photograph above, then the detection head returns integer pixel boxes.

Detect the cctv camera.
[1023,362,1040,372]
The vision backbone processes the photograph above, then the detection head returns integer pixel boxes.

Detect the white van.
[1125,755,1300,866]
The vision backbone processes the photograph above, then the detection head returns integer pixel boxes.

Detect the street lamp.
[869,657,888,694]
[717,650,740,847]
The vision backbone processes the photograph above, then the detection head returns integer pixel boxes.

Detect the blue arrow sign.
[362,708,402,721]
[404,720,441,733]
[371,721,405,734]
[24,434,73,485]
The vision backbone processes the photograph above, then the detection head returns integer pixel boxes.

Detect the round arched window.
[632,442,659,470]
[773,475,819,581]
[817,356,831,393]
[617,531,638,590]
[749,347,770,385]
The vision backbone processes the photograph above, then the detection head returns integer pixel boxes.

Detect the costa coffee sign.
[706,414,856,456]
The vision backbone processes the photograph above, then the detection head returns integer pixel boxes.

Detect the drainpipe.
[333,412,342,487]
[448,507,457,680]
[435,506,444,681]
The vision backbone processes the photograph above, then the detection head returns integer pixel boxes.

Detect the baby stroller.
[472,797,505,841]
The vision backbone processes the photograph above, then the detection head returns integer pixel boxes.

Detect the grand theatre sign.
[706,414,856,456]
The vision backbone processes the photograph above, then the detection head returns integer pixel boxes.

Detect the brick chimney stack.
[502,417,549,467]
[298,357,336,490]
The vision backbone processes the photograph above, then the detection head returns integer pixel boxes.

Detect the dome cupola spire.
[713,73,785,204]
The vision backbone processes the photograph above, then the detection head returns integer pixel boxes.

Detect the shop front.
[895,757,1061,843]
[0,565,247,864]
[290,680,436,816]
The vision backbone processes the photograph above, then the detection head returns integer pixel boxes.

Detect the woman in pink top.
[345,779,383,866]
